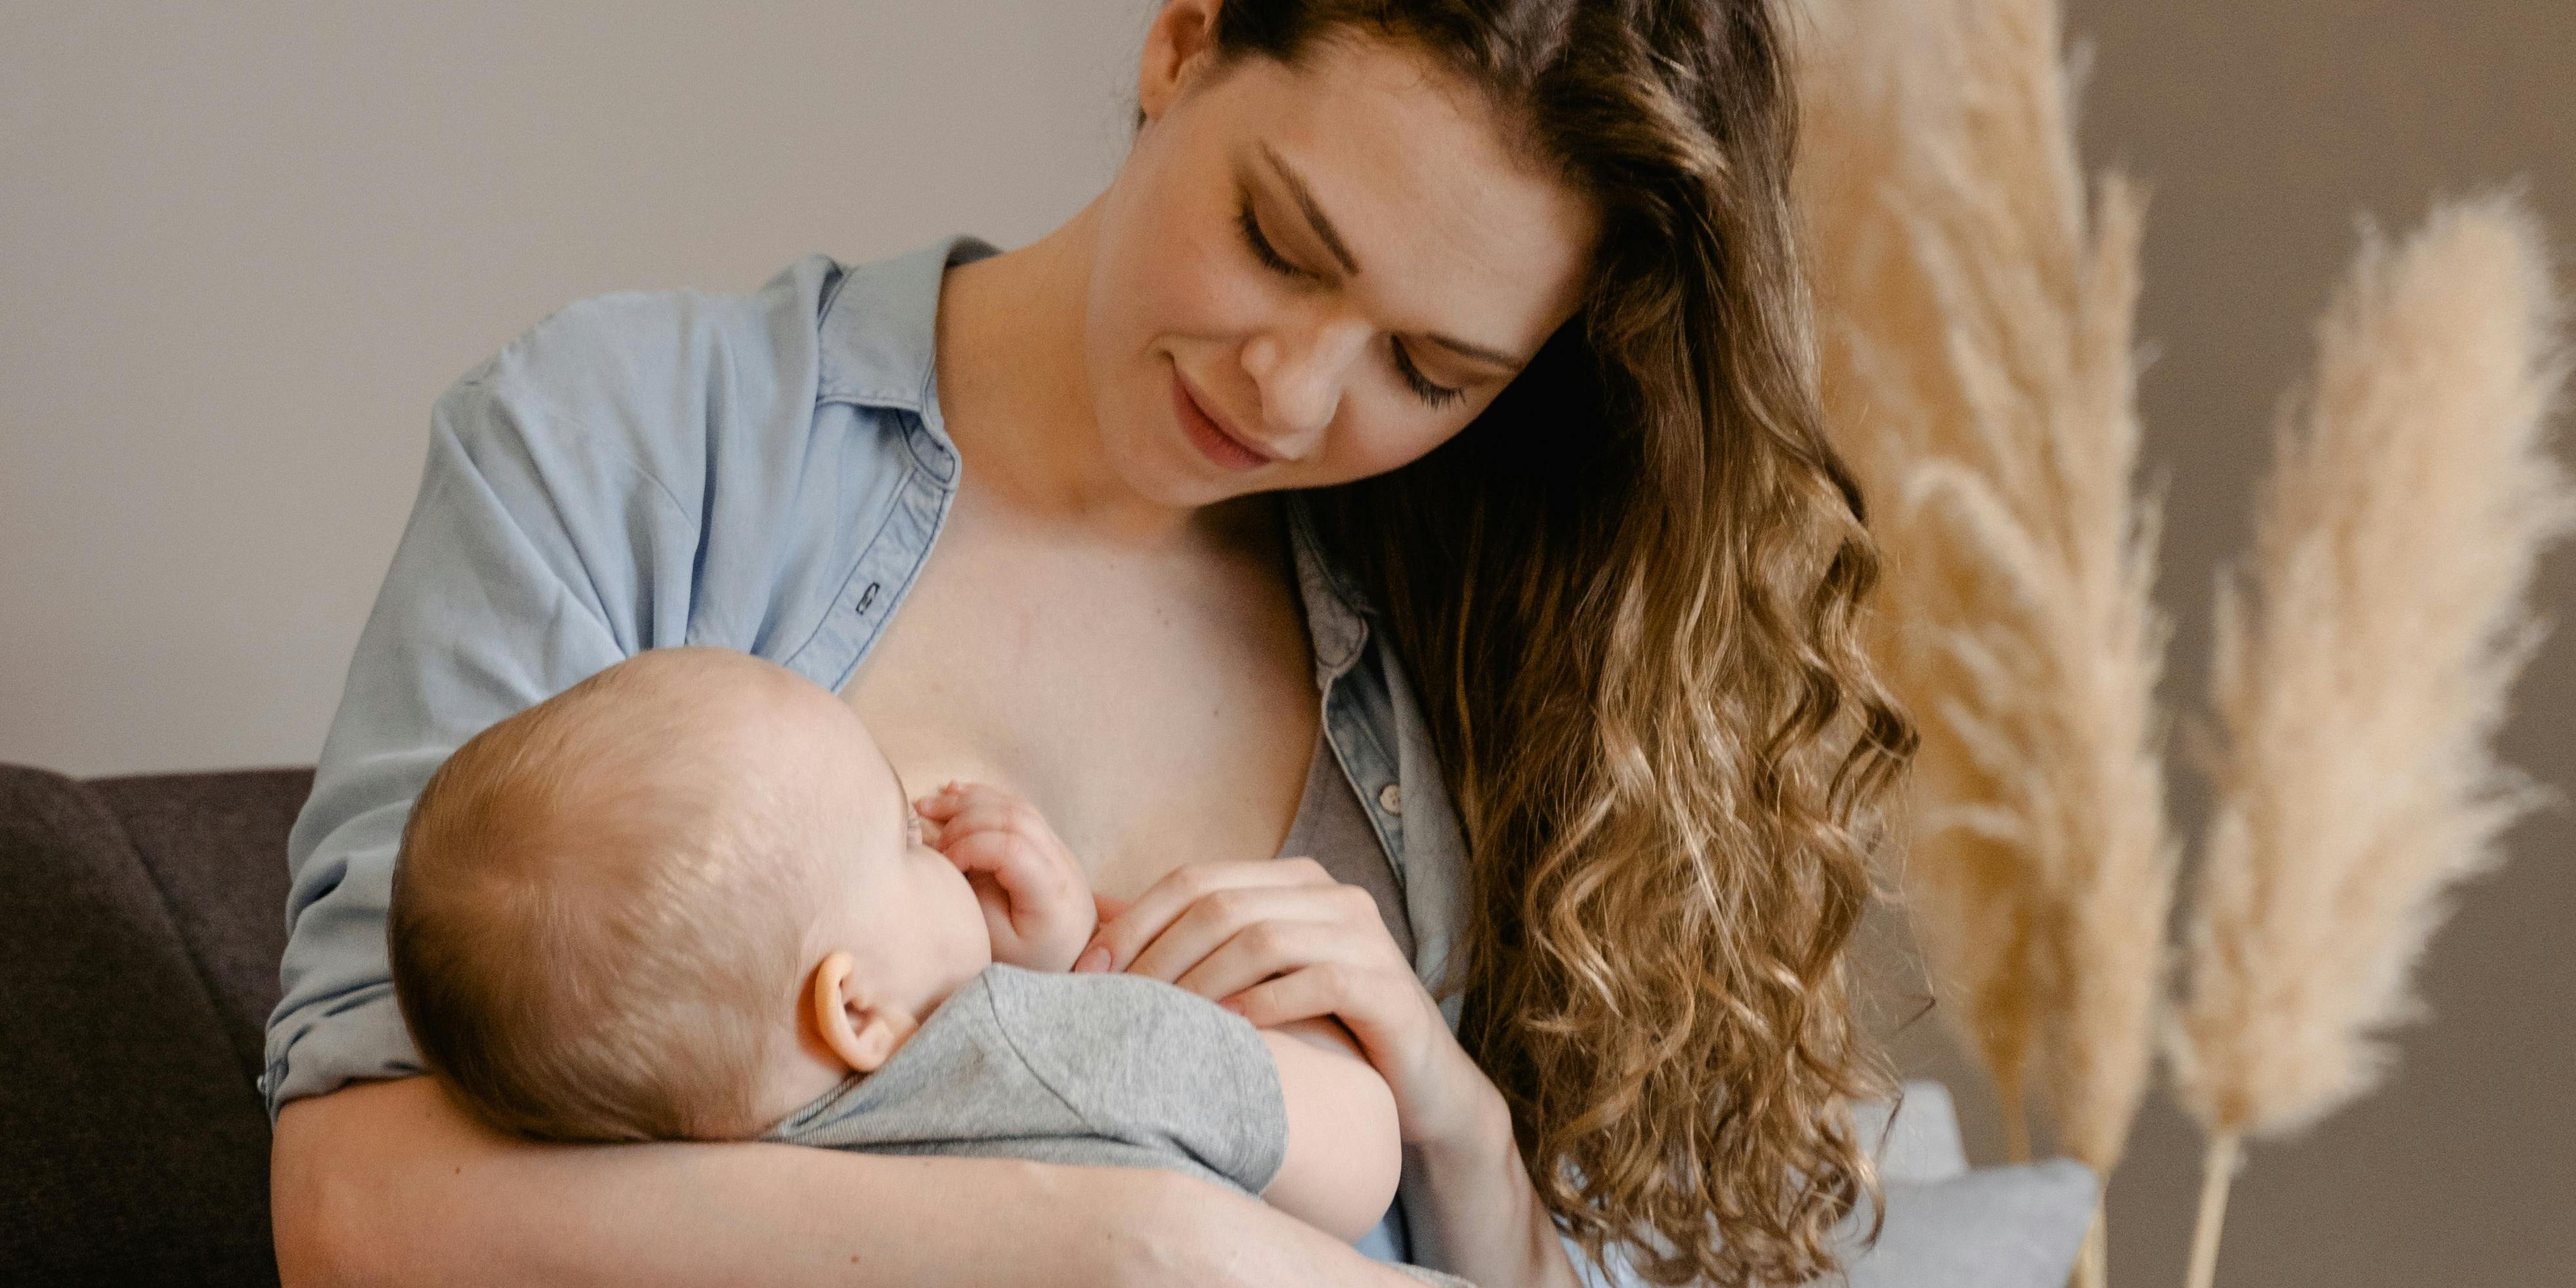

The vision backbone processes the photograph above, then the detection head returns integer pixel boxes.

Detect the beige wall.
[2,1,1147,775]
[6,2,2568,1284]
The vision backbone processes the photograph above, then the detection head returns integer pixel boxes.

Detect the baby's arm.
[1257,1015,1404,1243]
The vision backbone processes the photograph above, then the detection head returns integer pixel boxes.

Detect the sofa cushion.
[0,764,290,1285]
[1841,1081,2097,1288]
[1852,1079,1971,1182]
[1568,1081,2096,1288]
[1841,1158,2098,1288]
[87,768,307,1090]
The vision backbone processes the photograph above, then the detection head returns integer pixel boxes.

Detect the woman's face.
[1084,5,1600,509]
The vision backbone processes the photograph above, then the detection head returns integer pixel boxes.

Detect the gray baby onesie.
[762,962,1289,1193]
[761,962,1478,1288]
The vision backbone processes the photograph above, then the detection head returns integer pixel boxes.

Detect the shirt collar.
[1283,491,1385,682]
[817,232,1384,675]
[815,232,1002,442]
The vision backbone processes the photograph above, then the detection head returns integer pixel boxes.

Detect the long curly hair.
[1207,2,1920,1281]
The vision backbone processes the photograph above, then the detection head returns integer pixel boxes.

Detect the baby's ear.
[809,951,919,1073]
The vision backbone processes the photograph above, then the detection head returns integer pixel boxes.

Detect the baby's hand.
[912,781,1098,972]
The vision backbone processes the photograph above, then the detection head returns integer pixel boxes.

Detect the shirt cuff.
[260,982,423,1123]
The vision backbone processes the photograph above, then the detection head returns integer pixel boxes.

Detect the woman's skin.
[270,3,1597,1285]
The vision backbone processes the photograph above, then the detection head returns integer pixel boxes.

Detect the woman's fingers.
[1121,884,1339,983]
[1165,912,1375,1004]
[1217,960,1362,1031]
[1222,961,1434,1095]
[1127,881,1388,987]
[1078,858,1337,974]
[1223,962,1454,1123]
[1086,858,1495,1155]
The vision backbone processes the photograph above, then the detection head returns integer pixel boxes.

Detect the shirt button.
[1376,783,1403,815]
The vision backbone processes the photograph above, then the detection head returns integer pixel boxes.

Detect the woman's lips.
[1171,366,1272,472]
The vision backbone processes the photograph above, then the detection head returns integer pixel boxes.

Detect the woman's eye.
[1237,188,1460,411]
[1235,194,1305,279]
[1393,340,1465,410]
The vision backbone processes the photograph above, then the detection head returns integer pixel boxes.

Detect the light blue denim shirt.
[263,232,1583,1274]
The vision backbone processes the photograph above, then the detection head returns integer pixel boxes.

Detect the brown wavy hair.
[1204,2,1920,1282]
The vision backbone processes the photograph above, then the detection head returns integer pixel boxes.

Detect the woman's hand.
[914,781,1098,973]
[1074,863,1587,1287]
[1072,857,1503,1153]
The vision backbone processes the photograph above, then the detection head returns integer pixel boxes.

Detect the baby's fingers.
[941,826,1048,885]
[913,781,1044,838]
[909,779,979,821]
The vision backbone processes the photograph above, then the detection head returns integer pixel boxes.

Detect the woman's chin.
[1106,436,1260,511]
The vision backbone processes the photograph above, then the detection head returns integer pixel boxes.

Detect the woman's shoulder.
[431,255,847,514]
[465,254,839,397]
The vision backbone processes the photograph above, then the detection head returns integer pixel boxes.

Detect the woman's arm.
[1388,1062,1584,1288]
[272,1076,1430,1288]
[1262,1024,1581,1288]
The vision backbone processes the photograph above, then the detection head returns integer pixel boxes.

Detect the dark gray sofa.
[1,763,307,1285]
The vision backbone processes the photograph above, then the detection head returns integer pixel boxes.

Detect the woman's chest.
[837,511,1323,903]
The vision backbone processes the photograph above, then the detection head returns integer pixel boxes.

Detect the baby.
[385,645,1438,1258]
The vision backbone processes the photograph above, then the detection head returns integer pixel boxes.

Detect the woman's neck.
[933,199,1228,552]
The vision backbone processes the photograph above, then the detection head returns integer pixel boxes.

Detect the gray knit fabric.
[764,962,1289,1195]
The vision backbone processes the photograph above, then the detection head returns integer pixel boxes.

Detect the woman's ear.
[809,950,920,1073]
[1137,0,1224,125]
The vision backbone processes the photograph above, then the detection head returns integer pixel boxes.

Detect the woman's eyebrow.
[1257,140,1528,372]
[1259,140,1362,276]
[1421,332,1524,371]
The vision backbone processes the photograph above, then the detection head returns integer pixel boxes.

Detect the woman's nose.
[1240,311,1374,447]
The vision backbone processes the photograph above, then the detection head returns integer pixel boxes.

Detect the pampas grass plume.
[1795,9,2178,1286]
[2170,192,2573,1288]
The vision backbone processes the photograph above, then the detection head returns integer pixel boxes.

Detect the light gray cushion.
[1853,1080,1971,1182]
[1564,1081,2095,1288]
[1841,1157,2097,1288]
[1840,1081,2095,1288]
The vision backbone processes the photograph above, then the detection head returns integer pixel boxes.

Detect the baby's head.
[387,646,991,1142]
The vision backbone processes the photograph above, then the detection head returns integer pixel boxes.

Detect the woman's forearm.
[272,1075,1420,1288]
[1403,1080,1584,1288]
[273,1076,1130,1287]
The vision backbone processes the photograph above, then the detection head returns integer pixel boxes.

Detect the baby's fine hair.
[387,648,822,1142]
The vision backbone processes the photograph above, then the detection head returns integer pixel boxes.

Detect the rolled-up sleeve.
[261,345,697,1121]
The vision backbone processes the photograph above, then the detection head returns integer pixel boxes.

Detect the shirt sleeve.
[981,968,1291,1195]
[259,309,706,1122]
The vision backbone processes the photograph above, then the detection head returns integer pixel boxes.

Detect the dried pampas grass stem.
[1795,3,2178,1281]
[2169,192,2573,1288]
[1795,0,2177,1184]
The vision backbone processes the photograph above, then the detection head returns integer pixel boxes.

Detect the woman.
[266,1,1914,1284]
